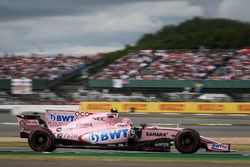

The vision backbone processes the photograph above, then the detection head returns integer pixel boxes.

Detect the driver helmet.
[110,107,118,113]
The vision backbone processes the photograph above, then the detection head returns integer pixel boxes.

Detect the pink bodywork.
[17,110,230,152]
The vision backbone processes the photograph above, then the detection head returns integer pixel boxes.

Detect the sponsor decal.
[19,119,39,131]
[88,129,129,144]
[154,142,169,147]
[56,127,62,132]
[76,123,93,128]
[48,114,75,122]
[198,104,225,111]
[87,104,111,110]
[207,143,229,151]
[63,134,78,140]
[92,117,106,121]
[63,128,74,132]
[212,144,222,149]
[211,144,228,150]
[89,132,99,143]
[146,132,168,137]
[75,112,92,117]
[116,124,129,128]
[19,120,25,127]
[19,120,27,128]
[238,105,250,112]
[19,120,38,127]
[159,104,185,111]
[56,133,78,140]
[123,104,147,111]
[57,133,63,138]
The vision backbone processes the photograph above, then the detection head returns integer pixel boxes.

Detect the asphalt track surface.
[1,112,250,137]
[1,160,250,167]
[0,148,250,167]
[1,112,250,166]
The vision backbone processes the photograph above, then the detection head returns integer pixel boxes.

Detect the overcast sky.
[0,0,249,55]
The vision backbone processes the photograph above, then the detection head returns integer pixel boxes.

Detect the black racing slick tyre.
[28,127,56,152]
[174,129,201,154]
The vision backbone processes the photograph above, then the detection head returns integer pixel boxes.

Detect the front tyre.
[174,129,200,154]
[28,127,56,152]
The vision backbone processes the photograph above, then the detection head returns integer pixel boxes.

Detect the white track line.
[161,113,181,115]
[0,122,19,125]
[160,113,249,117]
[128,112,250,117]
[198,123,233,126]
[150,123,234,126]
[150,123,179,126]
[192,114,214,116]
[127,112,148,115]
[226,114,249,117]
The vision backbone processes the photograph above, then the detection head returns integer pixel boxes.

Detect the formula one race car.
[16,110,230,153]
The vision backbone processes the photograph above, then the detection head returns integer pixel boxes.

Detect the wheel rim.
[33,132,48,149]
[180,133,195,147]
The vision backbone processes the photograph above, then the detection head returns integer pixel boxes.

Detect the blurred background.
[0,0,250,105]
[1,42,250,104]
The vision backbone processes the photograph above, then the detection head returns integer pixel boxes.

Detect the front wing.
[201,136,231,152]
[206,143,230,152]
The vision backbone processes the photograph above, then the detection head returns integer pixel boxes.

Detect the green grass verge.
[232,144,250,151]
[0,142,28,147]
[0,142,250,163]
[0,151,250,163]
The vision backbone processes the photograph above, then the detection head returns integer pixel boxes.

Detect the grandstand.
[207,54,250,80]
[1,18,250,104]
[93,50,233,80]
[0,55,93,80]
[0,49,250,104]
[0,54,98,104]
[89,49,250,96]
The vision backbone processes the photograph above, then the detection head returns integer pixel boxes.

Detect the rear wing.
[16,115,46,138]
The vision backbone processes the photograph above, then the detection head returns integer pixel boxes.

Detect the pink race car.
[16,110,230,153]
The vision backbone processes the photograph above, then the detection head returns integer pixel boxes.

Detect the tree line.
[88,17,250,75]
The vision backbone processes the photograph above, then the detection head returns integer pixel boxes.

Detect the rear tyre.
[174,129,200,154]
[28,127,56,152]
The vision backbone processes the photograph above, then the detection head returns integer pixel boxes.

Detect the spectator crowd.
[0,55,92,80]
[0,50,249,81]
[207,54,250,80]
[94,51,157,80]
[94,50,250,80]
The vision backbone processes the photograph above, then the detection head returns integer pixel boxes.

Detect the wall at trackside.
[80,102,250,114]
[0,105,79,115]
[89,79,250,88]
